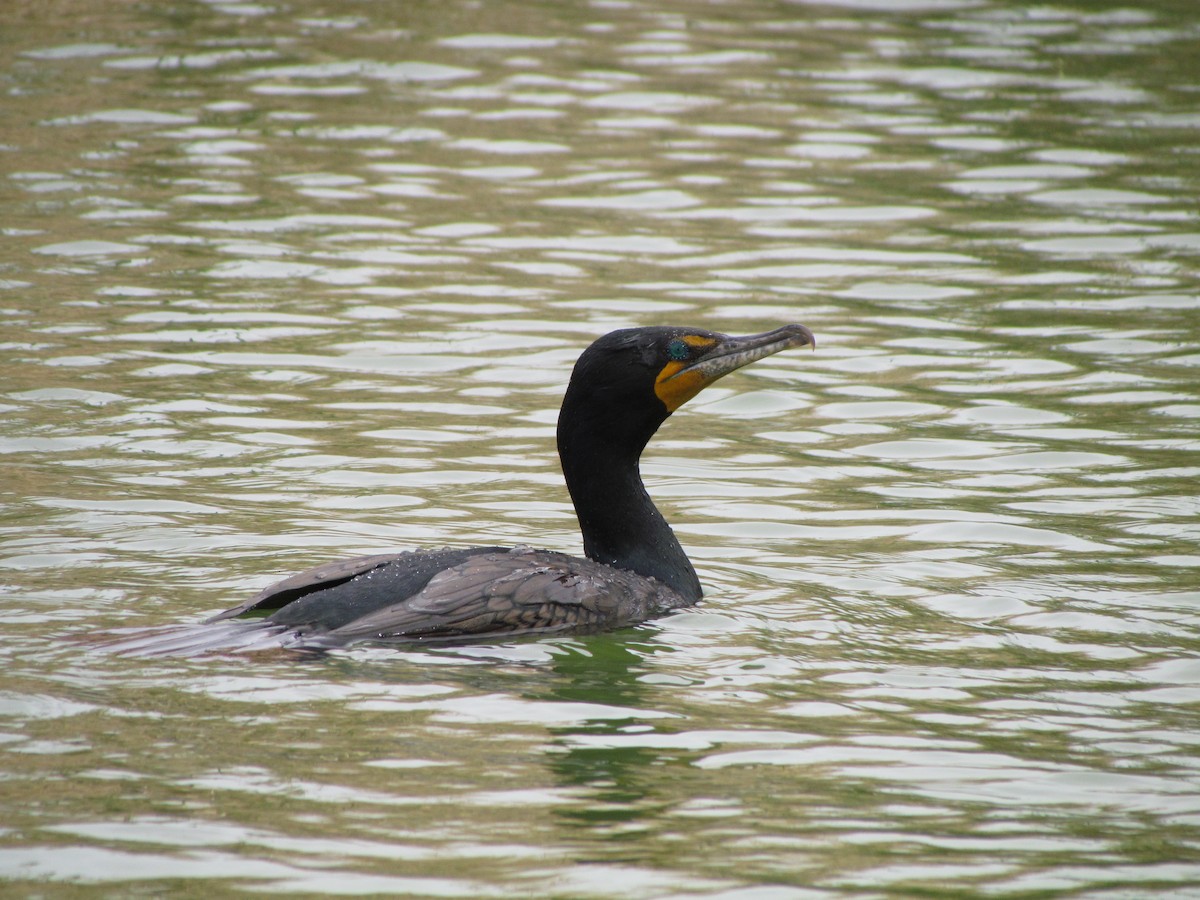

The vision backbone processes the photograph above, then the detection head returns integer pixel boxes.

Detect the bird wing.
[207,547,508,623]
[292,548,681,648]
[206,552,407,621]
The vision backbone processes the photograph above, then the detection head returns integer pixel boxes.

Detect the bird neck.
[557,414,702,604]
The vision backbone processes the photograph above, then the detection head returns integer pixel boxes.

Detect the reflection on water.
[2,0,1199,895]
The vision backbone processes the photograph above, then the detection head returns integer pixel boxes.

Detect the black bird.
[112,324,813,655]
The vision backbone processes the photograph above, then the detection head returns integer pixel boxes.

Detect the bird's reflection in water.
[540,635,680,849]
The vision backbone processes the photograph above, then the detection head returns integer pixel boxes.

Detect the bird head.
[559,324,816,454]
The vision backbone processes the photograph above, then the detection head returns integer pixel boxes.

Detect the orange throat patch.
[654,335,720,412]
[654,361,710,412]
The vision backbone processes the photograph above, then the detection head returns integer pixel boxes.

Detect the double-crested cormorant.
[113,324,813,655]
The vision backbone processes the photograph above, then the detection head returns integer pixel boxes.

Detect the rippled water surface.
[3,0,1200,895]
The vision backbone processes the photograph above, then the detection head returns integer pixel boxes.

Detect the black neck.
[557,402,702,604]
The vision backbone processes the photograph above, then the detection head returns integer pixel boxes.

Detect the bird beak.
[690,324,815,380]
[655,324,815,412]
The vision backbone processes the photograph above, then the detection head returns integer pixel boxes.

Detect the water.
[2,0,1199,895]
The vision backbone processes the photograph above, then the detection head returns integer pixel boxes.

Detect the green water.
[2,0,1199,896]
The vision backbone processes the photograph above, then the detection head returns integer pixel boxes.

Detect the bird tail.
[94,620,302,657]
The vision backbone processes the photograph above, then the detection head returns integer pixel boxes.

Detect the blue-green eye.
[667,338,689,361]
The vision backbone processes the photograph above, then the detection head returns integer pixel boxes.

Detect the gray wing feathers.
[208,553,400,621]
[302,549,681,647]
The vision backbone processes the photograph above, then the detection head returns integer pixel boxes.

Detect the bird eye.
[667,338,690,361]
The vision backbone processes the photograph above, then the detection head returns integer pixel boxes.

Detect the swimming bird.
[113,324,813,655]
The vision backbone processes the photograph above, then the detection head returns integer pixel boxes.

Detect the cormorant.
[111,324,813,655]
